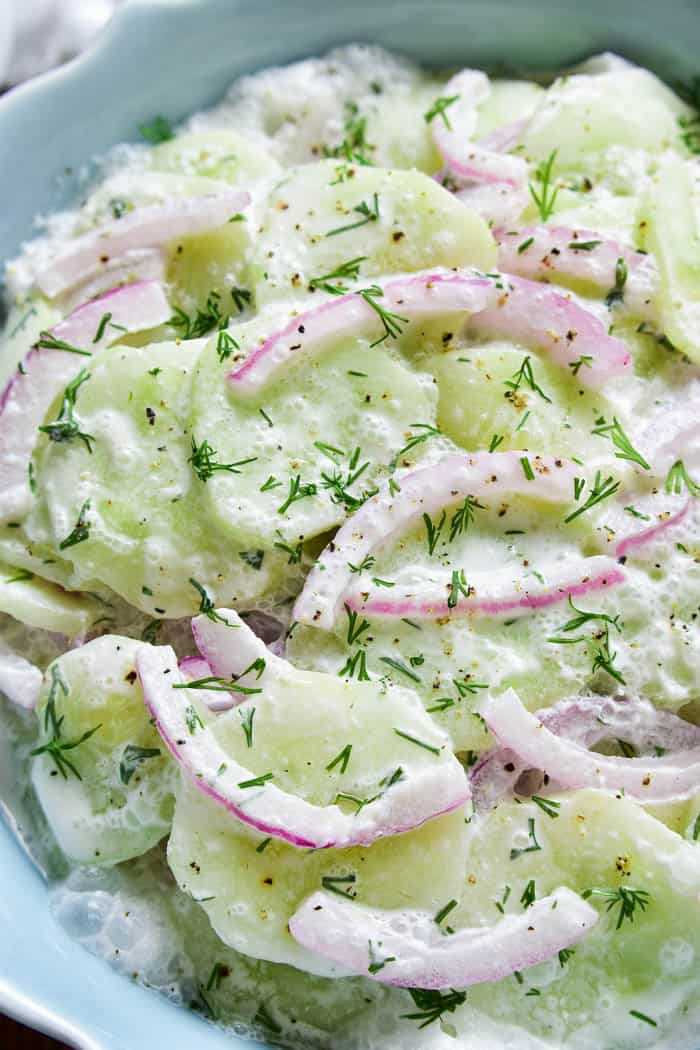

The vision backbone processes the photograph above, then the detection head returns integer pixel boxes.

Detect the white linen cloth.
[0,0,123,87]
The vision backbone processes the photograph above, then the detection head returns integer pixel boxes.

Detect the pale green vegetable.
[460,790,700,1041]
[251,160,496,305]
[190,306,442,547]
[0,559,99,637]
[32,635,175,864]
[168,777,469,974]
[474,79,545,139]
[429,343,609,460]
[27,340,291,617]
[150,129,281,182]
[0,297,59,390]
[521,69,689,171]
[288,501,700,750]
[641,155,700,363]
[209,639,459,805]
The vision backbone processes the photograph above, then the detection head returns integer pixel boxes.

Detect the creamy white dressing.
[2,42,700,1050]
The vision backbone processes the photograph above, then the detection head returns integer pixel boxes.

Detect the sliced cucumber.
[0,297,59,390]
[32,635,175,864]
[640,155,700,363]
[27,340,291,617]
[0,559,99,638]
[150,129,281,182]
[474,79,545,140]
[521,69,688,171]
[428,343,610,461]
[251,160,496,306]
[460,790,700,1041]
[189,307,441,547]
[288,494,700,749]
[167,777,469,975]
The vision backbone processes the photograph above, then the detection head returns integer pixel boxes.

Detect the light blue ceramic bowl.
[2,0,700,1046]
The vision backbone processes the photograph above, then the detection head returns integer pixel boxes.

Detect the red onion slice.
[431,71,528,189]
[178,654,236,714]
[0,650,42,710]
[227,269,495,396]
[471,695,700,812]
[345,556,623,622]
[35,190,250,297]
[480,689,700,804]
[467,274,632,386]
[496,226,659,320]
[294,451,579,630]
[0,280,171,524]
[136,634,468,850]
[289,886,598,989]
[62,248,166,313]
[614,500,690,559]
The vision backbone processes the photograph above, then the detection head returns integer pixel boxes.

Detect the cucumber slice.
[189,306,442,547]
[26,340,291,617]
[473,79,545,140]
[640,156,700,363]
[521,69,688,171]
[78,170,252,327]
[187,609,466,845]
[0,559,99,638]
[167,777,469,975]
[251,160,496,305]
[288,496,700,749]
[429,343,609,460]
[460,790,700,1041]
[150,130,281,182]
[0,297,59,390]
[32,635,175,864]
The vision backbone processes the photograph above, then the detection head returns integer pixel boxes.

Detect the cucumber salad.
[3,43,700,1049]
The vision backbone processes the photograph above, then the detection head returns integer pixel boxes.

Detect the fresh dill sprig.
[119,744,162,785]
[389,423,442,471]
[590,623,626,685]
[309,256,367,295]
[357,285,408,346]
[605,258,628,308]
[449,495,483,542]
[31,674,101,783]
[139,115,173,143]
[447,568,470,609]
[665,459,700,497]
[338,649,370,680]
[35,331,92,356]
[277,474,318,515]
[324,101,373,165]
[239,707,255,747]
[504,355,552,403]
[423,510,446,556]
[591,416,650,470]
[510,817,542,860]
[547,595,621,644]
[170,291,228,340]
[581,886,650,929]
[424,94,460,129]
[401,988,467,1029]
[188,577,231,625]
[564,471,620,523]
[326,193,380,237]
[38,368,94,452]
[344,603,370,646]
[529,150,559,222]
[188,436,256,482]
[58,500,91,550]
[326,743,353,773]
